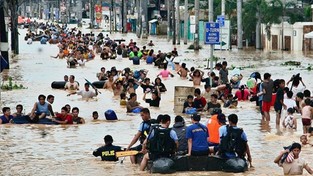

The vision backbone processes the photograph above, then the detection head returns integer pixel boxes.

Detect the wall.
[262,22,313,51]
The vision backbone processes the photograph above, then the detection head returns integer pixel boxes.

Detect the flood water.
[0,25,313,175]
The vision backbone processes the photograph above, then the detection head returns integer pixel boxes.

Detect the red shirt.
[56,113,73,124]
[235,89,250,101]
[194,97,207,108]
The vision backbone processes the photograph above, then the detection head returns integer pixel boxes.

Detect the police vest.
[147,127,176,154]
[219,125,247,157]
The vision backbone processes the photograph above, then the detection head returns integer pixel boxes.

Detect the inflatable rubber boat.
[12,116,58,125]
[51,81,80,89]
[91,81,106,89]
[136,154,248,174]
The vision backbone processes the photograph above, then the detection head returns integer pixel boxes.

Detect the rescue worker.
[173,115,188,154]
[186,114,209,156]
[219,114,253,167]
[93,135,123,161]
[207,108,222,146]
[126,108,152,164]
[140,114,178,171]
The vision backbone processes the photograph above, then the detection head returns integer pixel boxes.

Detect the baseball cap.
[217,113,227,123]
[191,114,201,121]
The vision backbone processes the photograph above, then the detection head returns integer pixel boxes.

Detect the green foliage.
[304,5,312,20]
[1,76,26,90]
[280,61,301,66]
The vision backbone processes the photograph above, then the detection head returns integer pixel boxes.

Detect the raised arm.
[274,149,289,164]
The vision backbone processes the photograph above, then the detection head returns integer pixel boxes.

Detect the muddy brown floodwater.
[0,25,312,176]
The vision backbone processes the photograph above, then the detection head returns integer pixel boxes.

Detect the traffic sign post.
[217,15,225,50]
[217,15,225,27]
[205,22,220,45]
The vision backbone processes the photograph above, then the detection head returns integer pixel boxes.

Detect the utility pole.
[29,0,32,18]
[221,0,225,16]
[11,0,19,54]
[0,3,9,71]
[122,0,127,33]
[208,0,214,71]
[176,0,180,45]
[167,0,170,41]
[237,0,243,49]
[77,0,82,25]
[114,1,117,31]
[255,6,261,49]
[90,0,94,29]
[281,0,286,50]
[194,0,199,50]
[112,0,115,31]
[136,0,141,38]
[172,0,176,44]
[141,0,148,38]
[183,0,188,44]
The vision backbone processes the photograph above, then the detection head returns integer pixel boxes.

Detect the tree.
[243,0,283,48]
[1,0,27,55]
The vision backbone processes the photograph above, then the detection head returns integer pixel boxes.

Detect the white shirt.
[77,59,86,66]
[284,98,297,110]
[77,90,96,99]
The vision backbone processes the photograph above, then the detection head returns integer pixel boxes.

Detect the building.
[261,22,313,51]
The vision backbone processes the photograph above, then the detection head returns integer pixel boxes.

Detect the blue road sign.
[217,15,225,27]
[205,22,219,45]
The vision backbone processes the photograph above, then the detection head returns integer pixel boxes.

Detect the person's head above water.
[104,135,114,145]
[140,108,150,121]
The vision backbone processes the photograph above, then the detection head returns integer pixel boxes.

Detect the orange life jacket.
[207,114,221,144]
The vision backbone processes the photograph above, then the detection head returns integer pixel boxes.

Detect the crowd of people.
[1,25,313,175]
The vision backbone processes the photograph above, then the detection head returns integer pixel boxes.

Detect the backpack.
[219,125,247,157]
[147,126,176,155]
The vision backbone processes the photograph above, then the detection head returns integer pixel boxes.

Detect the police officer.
[126,108,151,164]
[140,114,178,171]
[93,135,123,161]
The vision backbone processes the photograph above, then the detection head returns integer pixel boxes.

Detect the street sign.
[214,20,231,50]
[205,22,219,45]
[217,15,225,27]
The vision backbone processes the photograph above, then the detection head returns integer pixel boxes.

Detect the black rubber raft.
[51,81,105,89]
[137,155,248,174]
[12,116,58,125]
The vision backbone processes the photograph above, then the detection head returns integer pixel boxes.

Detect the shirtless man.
[127,79,136,95]
[64,75,79,95]
[113,81,123,97]
[177,63,189,79]
[190,69,204,87]
[103,74,114,90]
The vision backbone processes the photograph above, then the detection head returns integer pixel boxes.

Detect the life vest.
[147,126,176,155]
[207,114,221,144]
[219,125,247,157]
[139,120,152,144]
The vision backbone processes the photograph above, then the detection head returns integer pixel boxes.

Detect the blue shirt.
[148,127,178,141]
[0,115,13,124]
[219,125,247,158]
[138,122,150,132]
[186,123,209,152]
